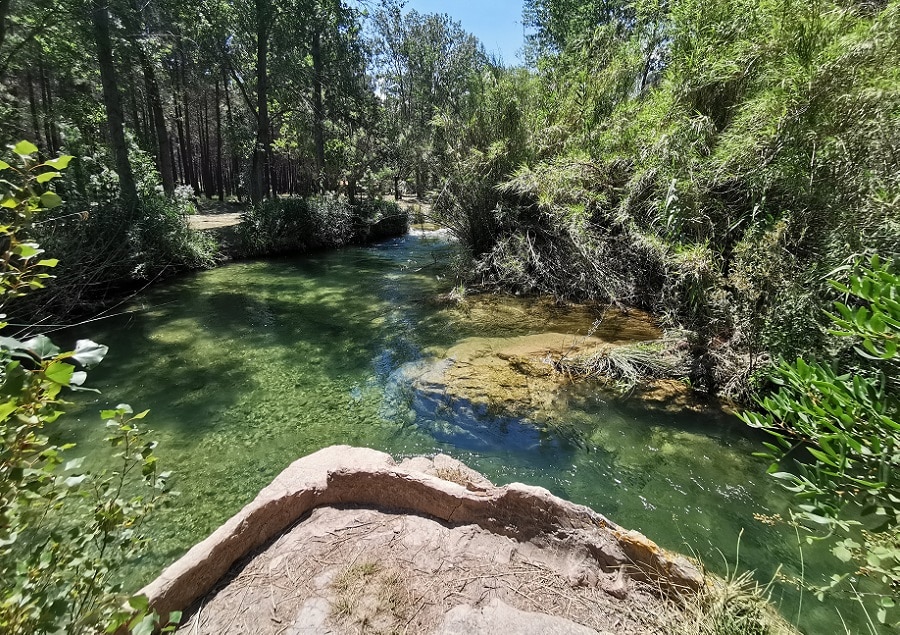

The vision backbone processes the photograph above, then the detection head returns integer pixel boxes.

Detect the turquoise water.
[57,232,868,633]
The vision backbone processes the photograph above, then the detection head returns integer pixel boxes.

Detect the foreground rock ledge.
[142,445,703,626]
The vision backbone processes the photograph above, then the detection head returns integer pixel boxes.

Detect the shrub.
[0,142,175,634]
[351,199,409,242]
[236,196,408,257]
[741,256,899,629]
[236,196,354,256]
[17,139,216,319]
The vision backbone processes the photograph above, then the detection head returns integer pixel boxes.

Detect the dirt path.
[187,212,243,230]
[187,199,246,231]
[185,198,433,232]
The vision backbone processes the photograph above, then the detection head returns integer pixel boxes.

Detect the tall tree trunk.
[202,92,215,197]
[197,90,212,197]
[91,0,138,216]
[312,26,325,193]
[178,45,199,195]
[196,99,206,195]
[130,85,144,146]
[215,78,224,201]
[137,39,175,195]
[0,0,11,52]
[223,67,241,201]
[175,99,189,186]
[249,0,270,203]
[37,59,55,153]
[170,137,180,184]
[415,163,424,199]
[26,70,42,151]
[267,122,276,197]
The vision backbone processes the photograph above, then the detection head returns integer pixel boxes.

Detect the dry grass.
[673,569,797,635]
[330,561,415,635]
[555,330,691,390]
[433,466,470,487]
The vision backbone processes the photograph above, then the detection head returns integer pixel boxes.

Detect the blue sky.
[402,1,526,64]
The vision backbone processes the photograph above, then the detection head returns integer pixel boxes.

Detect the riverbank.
[9,195,410,327]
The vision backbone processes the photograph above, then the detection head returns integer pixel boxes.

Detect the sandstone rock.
[140,445,703,620]
[436,598,606,635]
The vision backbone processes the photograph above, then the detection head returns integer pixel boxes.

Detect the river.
[57,231,867,633]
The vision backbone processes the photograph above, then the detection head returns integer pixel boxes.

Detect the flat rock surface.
[178,505,671,635]
[437,598,606,634]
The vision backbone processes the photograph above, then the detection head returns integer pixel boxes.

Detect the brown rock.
[139,446,702,619]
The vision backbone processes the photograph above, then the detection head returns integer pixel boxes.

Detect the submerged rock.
[398,300,718,420]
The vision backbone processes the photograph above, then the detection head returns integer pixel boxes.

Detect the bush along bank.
[7,142,218,324]
[234,197,409,258]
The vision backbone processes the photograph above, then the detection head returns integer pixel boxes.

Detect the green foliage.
[236,196,407,257]
[437,0,900,397]
[351,199,408,243]
[0,144,173,634]
[741,256,899,628]
[18,137,217,318]
[369,2,489,198]
[0,145,69,299]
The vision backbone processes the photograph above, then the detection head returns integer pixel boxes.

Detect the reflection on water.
[57,232,867,633]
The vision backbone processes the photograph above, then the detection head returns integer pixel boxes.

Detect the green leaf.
[0,160,10,170]
[131,615,156,635]
[71,339,108,367]
[0,399,17,420]
[35,171,61,183]
[127,595,150,612]
[833,543,854,562]
[40,191,63,209]
[0,335,25,351]
[64,457,85,471]
[15,242,41,258]
[44,155,73,170]
[13,140,39,157]
[23,334,60,359]
[44,361,75,385]
[37,258,59,268]
[63,474,88,488]
[161,611,183,632]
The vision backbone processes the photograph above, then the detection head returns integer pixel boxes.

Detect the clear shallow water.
[57,232,867,633]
